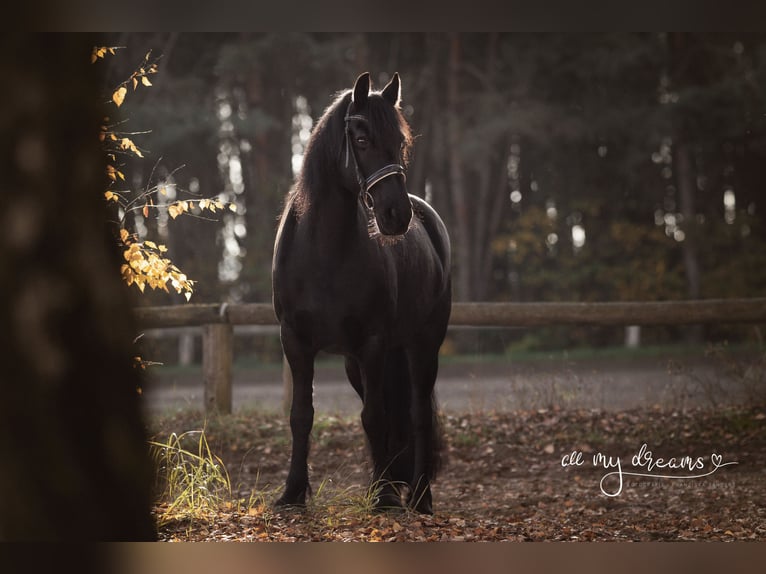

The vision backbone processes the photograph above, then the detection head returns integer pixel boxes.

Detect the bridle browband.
[344,100,406,211]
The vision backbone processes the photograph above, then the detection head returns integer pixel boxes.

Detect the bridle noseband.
[344,101,406,212]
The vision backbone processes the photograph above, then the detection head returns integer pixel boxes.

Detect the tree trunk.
[472,33,506,301]
[0,34,156,541]
[675,141,704,342]
[446,33,472,301]
[668,33,703,342]
[675,142,701,300]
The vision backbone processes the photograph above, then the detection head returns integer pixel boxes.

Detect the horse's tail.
[384,347,443,484]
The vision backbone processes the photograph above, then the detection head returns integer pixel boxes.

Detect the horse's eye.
[355,136,368,146]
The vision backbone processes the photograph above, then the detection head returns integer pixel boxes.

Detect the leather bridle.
[344,100,406,212]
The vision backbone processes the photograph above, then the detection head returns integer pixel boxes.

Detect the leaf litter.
[148,404,765,541]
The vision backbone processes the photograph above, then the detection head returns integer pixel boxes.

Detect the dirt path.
[143,353,754,415]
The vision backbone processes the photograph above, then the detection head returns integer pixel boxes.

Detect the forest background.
[101,32,766,356]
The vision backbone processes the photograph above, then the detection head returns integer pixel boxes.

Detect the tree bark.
[0,34,156,541]
[668,32,703,342]
[446,33,472,301]
[675,142,702,300]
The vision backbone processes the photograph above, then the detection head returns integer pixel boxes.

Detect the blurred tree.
[0,34,155,540]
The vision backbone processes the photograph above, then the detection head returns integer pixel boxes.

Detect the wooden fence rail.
[135,298,766,413]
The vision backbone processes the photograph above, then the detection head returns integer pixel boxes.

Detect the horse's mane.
[290,87,413,217]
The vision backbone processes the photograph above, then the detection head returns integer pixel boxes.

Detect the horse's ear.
[352,72,370,106]
[381,72,401,106]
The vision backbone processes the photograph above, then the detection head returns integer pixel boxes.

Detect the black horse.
[272,72,451,514]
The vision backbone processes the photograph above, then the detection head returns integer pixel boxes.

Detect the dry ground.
[147,403,765,541]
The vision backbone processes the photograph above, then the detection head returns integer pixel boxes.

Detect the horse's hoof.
[372,483,405,513]
[408,491,433,515]
[411,500,433,515]
[273,490,308,512]
[272,501,307,514]
[373,496,405,514]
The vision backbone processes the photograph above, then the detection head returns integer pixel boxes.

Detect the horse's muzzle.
[376,201,412,236]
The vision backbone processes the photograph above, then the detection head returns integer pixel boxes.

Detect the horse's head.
[344,72,413,237]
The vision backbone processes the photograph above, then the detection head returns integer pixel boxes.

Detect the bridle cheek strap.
[344,102,407,211]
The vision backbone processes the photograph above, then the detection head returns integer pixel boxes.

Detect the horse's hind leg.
[274,324,316,509]
[406,336,443,514]
[345,356,364,401]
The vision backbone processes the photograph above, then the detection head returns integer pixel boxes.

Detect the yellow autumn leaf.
[91,47,106,63]
[229,203,238,212]
[112,86,127,107]
[119,228,129,243]
[168,204,181,219]
[132,77,138,90]
[145,240,157,250]
[158,244,168,253]
[141,76,152,87]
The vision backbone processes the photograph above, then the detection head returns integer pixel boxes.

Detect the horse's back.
[407,194,451,307]
[409,194,450,273]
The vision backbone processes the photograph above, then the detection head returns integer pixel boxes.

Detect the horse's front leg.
[274,323,315,509]
[359,342,403,511]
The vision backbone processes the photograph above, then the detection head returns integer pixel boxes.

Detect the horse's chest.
[285,262,393,349]
[307,265,388,319]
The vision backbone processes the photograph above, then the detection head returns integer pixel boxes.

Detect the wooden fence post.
[202,323,233,414]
